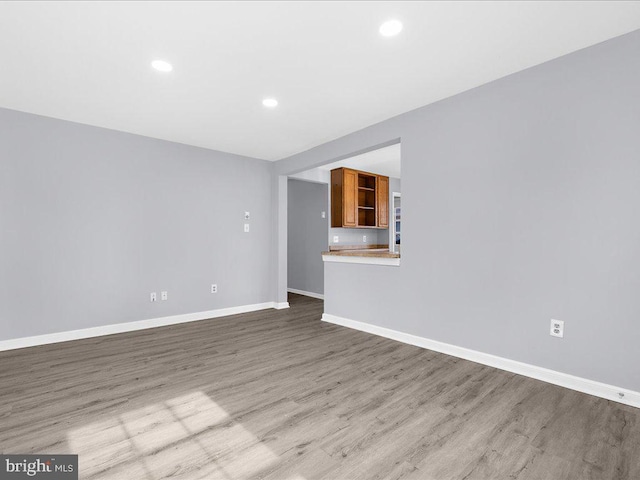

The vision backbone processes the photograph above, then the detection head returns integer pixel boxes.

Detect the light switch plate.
[244,211,250,220]
[333,235,339,243]
[244,223,250,233]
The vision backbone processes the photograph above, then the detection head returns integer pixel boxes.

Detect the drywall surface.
[275,30,640,391]
[287,179,328,295]
[0,108,273,341]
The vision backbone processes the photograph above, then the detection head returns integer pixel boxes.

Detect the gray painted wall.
[274,30,640,391]
[0,108,273,341]
[287,179,328,295]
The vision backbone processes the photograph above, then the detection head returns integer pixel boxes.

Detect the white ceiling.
[1,2,639,161]
[319,144,401,179]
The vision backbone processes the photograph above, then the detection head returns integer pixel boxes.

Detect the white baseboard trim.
[322,313,640,409]
[0,302,281,352]
[287,288,324,300]
[274,302,290,310]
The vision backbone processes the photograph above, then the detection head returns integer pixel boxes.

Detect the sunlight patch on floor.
[67,391,279,479]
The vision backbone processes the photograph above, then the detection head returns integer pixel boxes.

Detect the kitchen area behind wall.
[289,143,401,251]
[287,143,402,298]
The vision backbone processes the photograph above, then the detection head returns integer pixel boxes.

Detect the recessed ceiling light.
[151,60,173,72]
[379,19,403,37]
[262,98,278,108]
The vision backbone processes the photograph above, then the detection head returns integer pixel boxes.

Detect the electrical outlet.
[333,235,339,243]
[550,319,564,338]
[211,284,218,294]
[161,291,168,301]
[363,235,367,242]
[150,292,157,302]
[321,211,326,218]
[244,223,250,233]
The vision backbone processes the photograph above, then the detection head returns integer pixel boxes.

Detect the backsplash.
[329,227,389,247]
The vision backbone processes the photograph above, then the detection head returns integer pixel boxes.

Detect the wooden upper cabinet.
[331,167,389,229]
[376,175,389,228]
[331,168,356,227]
[342,168,357,227]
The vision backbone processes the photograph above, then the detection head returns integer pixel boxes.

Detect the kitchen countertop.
[322,248,400,259]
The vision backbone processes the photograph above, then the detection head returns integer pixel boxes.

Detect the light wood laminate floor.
[1,294,639,479]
